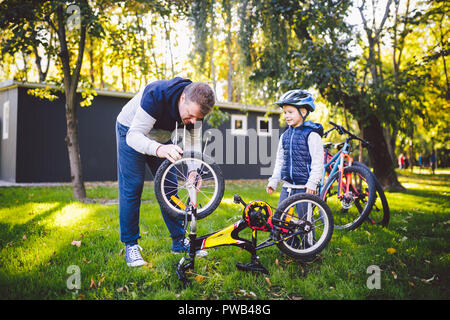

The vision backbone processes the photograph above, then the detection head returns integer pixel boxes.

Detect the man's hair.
[183,82,216,115]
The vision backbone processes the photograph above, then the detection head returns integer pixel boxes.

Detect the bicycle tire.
[154,151,224,221]
[273,193,334,260]
[352,161,390,227]
[320,165,376,230]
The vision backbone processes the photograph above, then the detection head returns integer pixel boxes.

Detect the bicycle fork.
[176,182,199,287]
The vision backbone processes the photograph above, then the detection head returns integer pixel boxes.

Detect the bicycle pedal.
[236,262,269,275]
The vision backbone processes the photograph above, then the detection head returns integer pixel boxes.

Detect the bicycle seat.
[334,142,344,149]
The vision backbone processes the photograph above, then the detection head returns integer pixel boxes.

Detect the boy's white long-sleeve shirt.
[268,131,324,191]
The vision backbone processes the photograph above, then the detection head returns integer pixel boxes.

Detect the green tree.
[0,0,104,199]
[225,0,406,189]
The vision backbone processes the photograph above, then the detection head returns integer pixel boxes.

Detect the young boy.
[266,89,324,207]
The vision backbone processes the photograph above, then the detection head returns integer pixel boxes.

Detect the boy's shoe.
[125,243,147,267]
[171,238,208,257]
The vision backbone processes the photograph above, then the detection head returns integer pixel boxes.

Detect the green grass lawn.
[0,170,449,300]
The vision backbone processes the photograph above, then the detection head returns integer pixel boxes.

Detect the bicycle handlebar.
[326,121,371,148]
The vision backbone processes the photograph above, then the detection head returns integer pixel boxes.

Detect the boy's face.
[283,105,308,127]
[178,93,204,125]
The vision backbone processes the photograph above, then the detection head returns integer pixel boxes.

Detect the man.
[115,77,215,267]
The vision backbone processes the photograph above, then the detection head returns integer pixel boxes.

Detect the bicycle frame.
[176,192,309,286]
[319,138,354,197]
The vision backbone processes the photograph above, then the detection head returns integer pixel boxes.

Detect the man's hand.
[306,188,317,195]
[266,186,275,195]
[187,171,203,190]
[156,144,183,163]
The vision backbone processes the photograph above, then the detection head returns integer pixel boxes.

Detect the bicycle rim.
[322,166,374,230]
[277,198,332,255]
[352,162,390,227]
[159,157,220,216]
[365,186,390,227]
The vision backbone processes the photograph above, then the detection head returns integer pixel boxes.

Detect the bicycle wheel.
[352,161,390,227]
[320,165,376,230]
[154,151,224,221]
[273,193,334,261]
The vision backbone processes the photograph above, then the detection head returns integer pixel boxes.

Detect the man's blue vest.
[280,121,323,185]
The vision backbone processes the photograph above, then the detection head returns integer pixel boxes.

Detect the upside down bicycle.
[153,151,334,286]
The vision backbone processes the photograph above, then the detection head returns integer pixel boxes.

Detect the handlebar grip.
[362,140,372,148]
[328,121,339,127]
[233,194,247,207]
[328,121,345,135]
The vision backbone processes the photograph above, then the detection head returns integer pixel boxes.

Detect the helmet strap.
[298,109,310,122]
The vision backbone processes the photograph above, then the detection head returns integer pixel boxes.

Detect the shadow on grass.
[0,202,67,248]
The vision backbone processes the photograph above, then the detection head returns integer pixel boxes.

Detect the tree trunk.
[65,95,86,199]
[383,125,395,164]
[55,2,87,200]
[88,36,95,84]
[360,114,405,191]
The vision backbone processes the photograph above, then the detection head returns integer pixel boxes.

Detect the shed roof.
[0,80,281,114]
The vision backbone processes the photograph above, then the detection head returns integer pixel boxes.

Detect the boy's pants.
[278,187,313,247]
[278,186,306,214]
[116,121,184,244]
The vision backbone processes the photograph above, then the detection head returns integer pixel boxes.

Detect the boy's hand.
[306,188,316,195]
[266,186,275,195]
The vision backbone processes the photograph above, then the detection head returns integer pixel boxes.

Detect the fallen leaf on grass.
[90,277,97,289]
[265,277,272,287]
[235,290,257,298]
[116,285,129,293]
[82,257,91,264]
[98,275,106,287]
[194,275,205,283]
[425,274,438,283]
[22,234,27,240]
[392,271,397,279]
[415,274,439,284]
[71,240,82,247]
[288,295,303,300]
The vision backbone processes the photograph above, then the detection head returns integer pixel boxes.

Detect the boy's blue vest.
[280,121,323,185]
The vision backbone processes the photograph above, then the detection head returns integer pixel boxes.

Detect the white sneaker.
[125,244,147,267]
[172,238,208,258]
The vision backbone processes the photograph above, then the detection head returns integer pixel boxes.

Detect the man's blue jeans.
[116,121,184,244]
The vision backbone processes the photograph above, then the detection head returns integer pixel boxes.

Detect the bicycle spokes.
[276,201,327,253]
[160,157,220,215]
[324,167,374,230]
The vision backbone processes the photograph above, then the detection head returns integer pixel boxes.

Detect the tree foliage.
[0,0,448,186]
